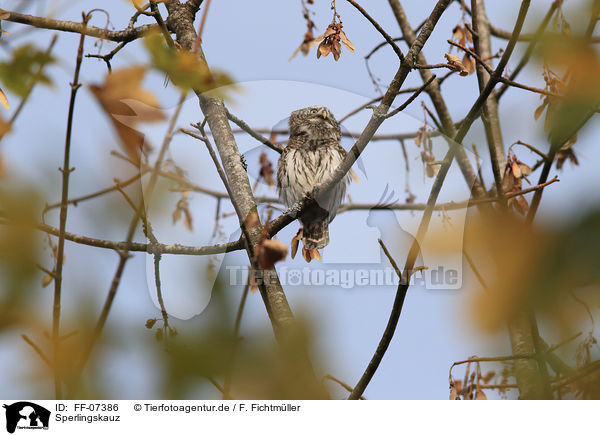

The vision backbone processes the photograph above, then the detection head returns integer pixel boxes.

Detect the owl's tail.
[302,219,329,250]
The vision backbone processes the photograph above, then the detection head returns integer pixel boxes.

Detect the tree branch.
[345,0,404,61]
[1,9,157,42]
[52,13,89,400]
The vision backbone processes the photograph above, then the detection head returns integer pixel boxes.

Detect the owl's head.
[289,106,341,142]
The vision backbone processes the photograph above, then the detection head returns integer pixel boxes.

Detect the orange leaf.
[534,102,547,120]
[256,239,288,269]
[89,66,164,164]
[511,160,522,178]
[41,275,53,288]
[0,87,9,110]
[291,228,302,259]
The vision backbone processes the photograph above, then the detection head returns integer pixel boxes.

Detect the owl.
[277,106,349,262]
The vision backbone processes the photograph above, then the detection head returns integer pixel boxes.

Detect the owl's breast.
[277,143,347,207]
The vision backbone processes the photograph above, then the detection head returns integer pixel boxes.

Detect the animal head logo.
[3,402,50,434]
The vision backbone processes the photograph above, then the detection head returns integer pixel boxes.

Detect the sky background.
[0,0,598,399]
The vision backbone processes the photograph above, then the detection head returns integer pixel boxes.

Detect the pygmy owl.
[277,106,349,261]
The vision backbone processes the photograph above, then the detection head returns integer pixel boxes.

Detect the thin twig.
[385,74,437,119]
[345,0,404,61]
[497,1,559,99]
[463,248,488,289]
[44,171,147,212]
[52,13,89,400]
[348,0,532,401]
[324,374,366,400]
[192,0,211,52]
[69,92,189,396]
[338,73,454,123]
[223,277,251,400]
[448,40,560,97]
[21,334,52,368]
[225,110,283,153]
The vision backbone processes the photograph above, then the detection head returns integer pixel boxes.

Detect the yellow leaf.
[0,87,9,110]
[128,0,144,9]
[41,275,53,288]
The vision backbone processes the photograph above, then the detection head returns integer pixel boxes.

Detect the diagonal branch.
[388,0,485,198]
[348,0,533,401]
[345,0,404,61]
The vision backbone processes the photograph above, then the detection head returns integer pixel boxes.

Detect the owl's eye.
[310,108,318,114]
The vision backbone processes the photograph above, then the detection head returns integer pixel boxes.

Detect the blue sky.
[0,0,598,399]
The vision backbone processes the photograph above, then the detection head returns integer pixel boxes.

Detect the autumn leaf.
[129,0,144,9]
[0,11,11,37]
[534,101,547,120]
[255,238,288,269]
[444,53,469,76]
[259,152,275,187]
[89,66,165,164]
[315,23,354,62]
[0,44,55,96]
[172,192,193,231]
[144,32,234,94]
[462,53,476,75]
[290,228,303,259]
[41,275,53,288]
[145,318,157,329]
[339,29,355,52]
[0,87,8,110]
[289,29,316,61]
[0,114,10,139]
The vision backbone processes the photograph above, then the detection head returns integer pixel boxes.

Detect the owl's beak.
[318,109,328,120]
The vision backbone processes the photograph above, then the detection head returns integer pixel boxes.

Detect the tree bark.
[165,0,327,398]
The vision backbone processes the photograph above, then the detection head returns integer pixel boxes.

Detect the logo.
[3,402,50,434]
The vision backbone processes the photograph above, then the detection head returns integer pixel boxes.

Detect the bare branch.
[385,74,437,119]
[52,13,90,400]
[324,374,366,400]
[345,0,404,61]
[225,111,283,153]
[2,9,157,42]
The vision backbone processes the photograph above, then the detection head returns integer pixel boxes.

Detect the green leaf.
[143,32,234,95]
[0,44,55,97]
